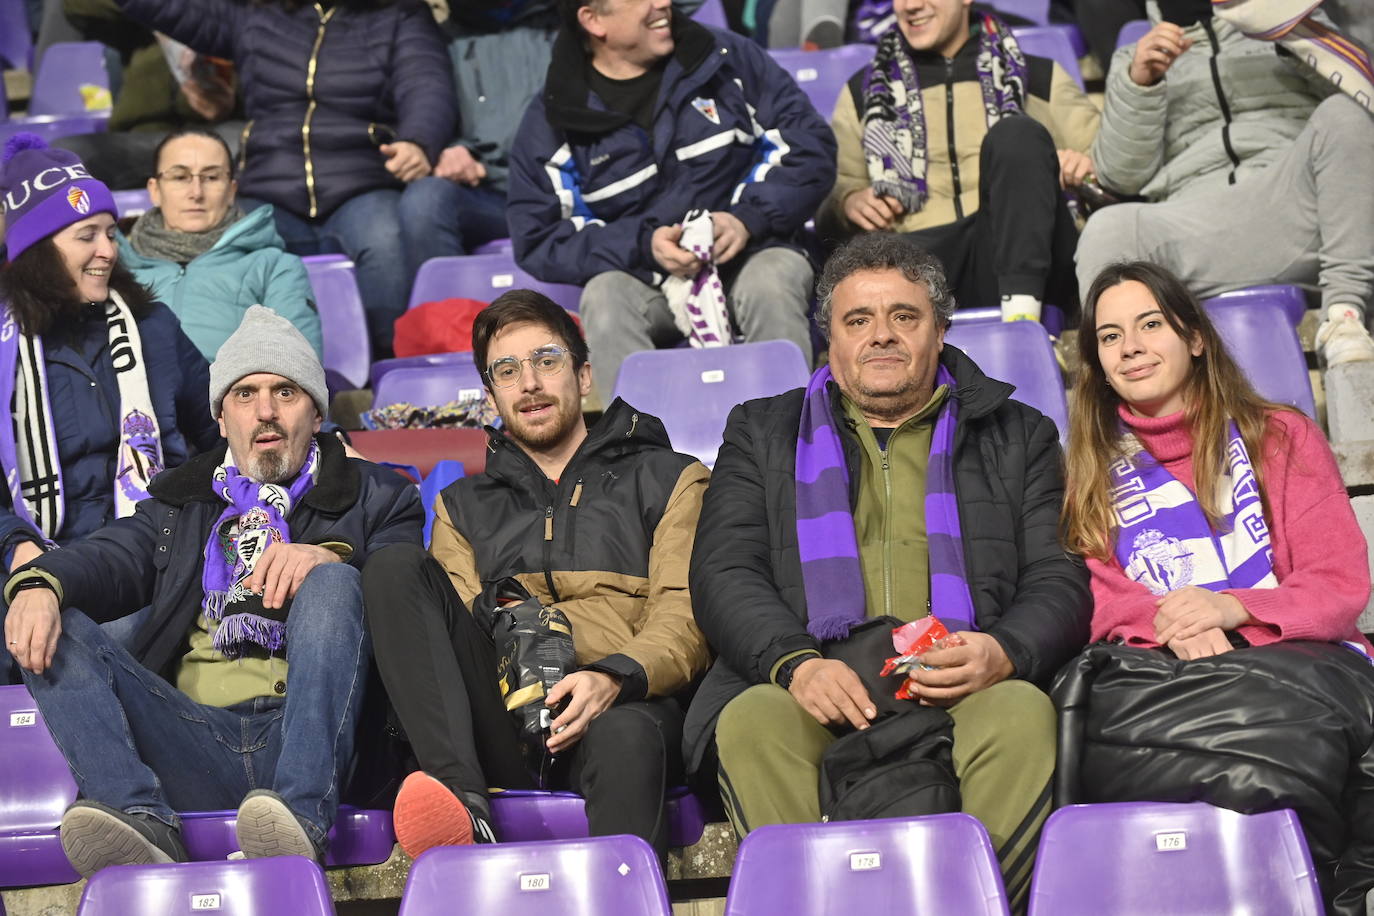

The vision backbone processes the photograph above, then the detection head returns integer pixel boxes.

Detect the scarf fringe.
[809,615,860,641]
[213,612,287,659]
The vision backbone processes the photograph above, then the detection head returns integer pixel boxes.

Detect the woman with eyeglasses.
[118,128,321,362]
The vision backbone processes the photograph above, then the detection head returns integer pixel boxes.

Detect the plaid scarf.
[1213,0,1372,112]
[861,14,1027,214]
[795,364,977,640]
[201,438,320,659]
[1110,422,1277,594]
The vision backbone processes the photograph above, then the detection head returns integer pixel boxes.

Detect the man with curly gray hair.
[684,232,1089,910]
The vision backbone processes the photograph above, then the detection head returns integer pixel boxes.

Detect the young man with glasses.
[362,290,711,861]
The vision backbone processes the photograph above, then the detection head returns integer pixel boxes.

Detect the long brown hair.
[1062,261,1292,559]
[0,237,154,338]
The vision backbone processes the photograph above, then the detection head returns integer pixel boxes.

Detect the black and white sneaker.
[235,789,325,863]
[60,800,188,878]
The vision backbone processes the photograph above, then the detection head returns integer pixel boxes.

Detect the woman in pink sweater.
[1062,260,1371,658]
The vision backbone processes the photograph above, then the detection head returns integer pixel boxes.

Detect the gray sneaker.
[235,789,324,862]
[1316,309,1374,366]
[60,800,187,878]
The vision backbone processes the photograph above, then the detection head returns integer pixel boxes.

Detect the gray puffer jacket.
[1093,13,1332,201]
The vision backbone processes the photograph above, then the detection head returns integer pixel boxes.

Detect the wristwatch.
[775,653,817,690]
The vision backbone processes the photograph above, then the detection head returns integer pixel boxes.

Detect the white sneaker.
[1315,305,1374,366]
[1000,294,1042,323]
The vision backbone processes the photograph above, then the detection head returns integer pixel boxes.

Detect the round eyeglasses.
[486,346,571,388]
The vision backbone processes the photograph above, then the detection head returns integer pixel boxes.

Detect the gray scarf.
[128,205,243,264]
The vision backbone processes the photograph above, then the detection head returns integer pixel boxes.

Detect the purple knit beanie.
[1,133,117,262]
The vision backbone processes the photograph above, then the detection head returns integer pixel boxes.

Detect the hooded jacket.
[430,399,711,702]
[7,433,423,679]
[114,0,456,221]
[119,206,321,362]
[682,345,1091,773]
[507,18,837,287]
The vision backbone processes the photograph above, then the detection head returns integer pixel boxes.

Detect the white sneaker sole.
[235,793,319,861]
[61,806,176,878]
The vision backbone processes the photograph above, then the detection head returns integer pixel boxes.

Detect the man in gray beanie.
[2,306,422,876]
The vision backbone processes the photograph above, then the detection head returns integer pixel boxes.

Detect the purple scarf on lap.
[201,439,320,658]
[795,365,977,640]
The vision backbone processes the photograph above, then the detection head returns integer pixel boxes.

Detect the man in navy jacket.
[508,0,837,399]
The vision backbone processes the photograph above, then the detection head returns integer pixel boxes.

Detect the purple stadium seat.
[303,255,372,393]
[949,306,1066,338]
[724,814,1010,915]
[179,807,395,867]
[1028,802,1323,916]
[0,685,80,887]
[692,0,728,30]
[409,254,582,314]
[372,359,486,410]
[1204,283,1308,328]
[28,42,109,117]
[1117,18,1151,47]
[0,0,33,71]
[1204,298,1316,417]
[369,351,478,391]
[112,189,153,219]
[489,786,707,848]
[768,45,877,118]
[399,835,672,916]
[986,0,1049,24]
[471,238,513,256]
[944,319,1068,441]
[1013,25,1084,89]
[610,339,812,467]
[77,857,335,915]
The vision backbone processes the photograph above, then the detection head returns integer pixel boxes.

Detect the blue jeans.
[17,563,369,849]
[410,179,510,254]
[242,182,463,354]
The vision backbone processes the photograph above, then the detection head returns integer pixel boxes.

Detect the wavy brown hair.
[1061,261,1293,559]
[0,237,154,339]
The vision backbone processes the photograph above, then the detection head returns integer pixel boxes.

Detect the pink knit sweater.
[1087,406,1373,651]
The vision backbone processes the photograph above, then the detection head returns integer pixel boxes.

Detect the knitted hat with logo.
[1,133,117,262]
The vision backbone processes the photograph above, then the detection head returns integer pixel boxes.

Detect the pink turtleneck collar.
[1118,403,1195,465]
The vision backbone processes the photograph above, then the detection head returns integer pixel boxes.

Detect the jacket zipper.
[302,4,338,219]
[881,447,893,617]
[1201,20,1241,185]
[944,58,964,220]
[465,42,486,102]
[541,505,562,602]
[237,120,255,175]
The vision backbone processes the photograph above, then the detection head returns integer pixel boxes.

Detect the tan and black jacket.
[430,399,711,703]
[822,21,1101,236]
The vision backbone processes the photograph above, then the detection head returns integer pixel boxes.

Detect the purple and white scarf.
[201,438,320,659]
[662,208,733,348]
[861,13,1027,214]
[1109,422,1277,595]
[0,290,162,543]
[795,364,976,640]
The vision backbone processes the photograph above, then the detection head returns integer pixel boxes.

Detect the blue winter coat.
[508,19,837,286]
[0,303,222,565]
[118,206,322,362]
[115,0,456,221]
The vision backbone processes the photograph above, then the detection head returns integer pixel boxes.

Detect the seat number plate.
[849,852,881,871]
[190,893,221,909]
[1155,831,1187,852]
[9,712,36,727]
[520,873,551,891]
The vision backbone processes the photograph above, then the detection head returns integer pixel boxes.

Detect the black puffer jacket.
[116,0,455,221]
[682,345,1091,773]
[10,434,423,679]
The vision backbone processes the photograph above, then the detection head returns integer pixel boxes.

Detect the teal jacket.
[118,205,322,361]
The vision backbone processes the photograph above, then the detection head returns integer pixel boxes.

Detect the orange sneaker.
[393,771,477,859]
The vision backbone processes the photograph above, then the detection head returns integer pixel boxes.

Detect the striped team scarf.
[795,364,977,640]
[1109,422,1277,595]
[1212,0,1372,111]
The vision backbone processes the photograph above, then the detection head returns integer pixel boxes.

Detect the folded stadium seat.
[488,786,708,847]
[1011,25,1084,89]
[111,189,153,220]
[768,45,878,119]
[349,428,491,479]
[0,0,34,71]
[610,338,812,467]
[76,857,336,916]
[1204,284,1308,328]
[303,255,373,394]
[1116,19,1151,47]
[369,351,478,392]
[0,42,111,145]
[419,459,465,546]
[409,255,582,314]
[398,835,672,916]
[0,685,81,888]
[944,319,1069,443]
[371,360,486,411]
[1204,298,1317,417]
[724,813,1011,915]
[949,305,1066,338]
[1027,802,1323,916]
[691,0,729,30]
[178,808,395,868]
[470,238,513,256]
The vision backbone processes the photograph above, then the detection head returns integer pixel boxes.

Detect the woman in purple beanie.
[0,134,221,678]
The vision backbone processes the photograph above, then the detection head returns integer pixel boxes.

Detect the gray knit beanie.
[209,305,328,418]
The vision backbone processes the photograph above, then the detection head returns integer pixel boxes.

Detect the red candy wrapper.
[880,616,966,700]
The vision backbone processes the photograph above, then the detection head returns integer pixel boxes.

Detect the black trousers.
[905,115,1080,317]
[362,543,684,858]
[1075,0,1148,73]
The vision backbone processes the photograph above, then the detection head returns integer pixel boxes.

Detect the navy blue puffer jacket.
[116,0,456,221]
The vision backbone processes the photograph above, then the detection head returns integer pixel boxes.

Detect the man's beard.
[503,395,580,450]
[246,449,292,484]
